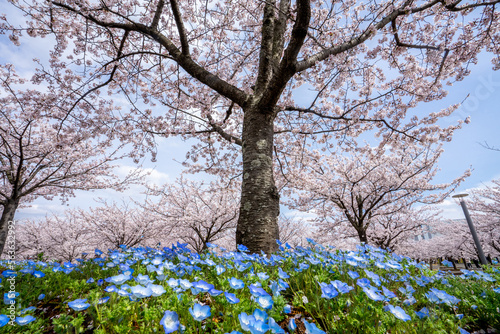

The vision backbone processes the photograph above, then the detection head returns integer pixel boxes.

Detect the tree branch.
[168,0,190,56]
[51,1,250,108]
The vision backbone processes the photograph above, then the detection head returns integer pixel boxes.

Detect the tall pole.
[453,194,488,265]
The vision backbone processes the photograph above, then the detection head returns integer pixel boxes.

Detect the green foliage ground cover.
[0,241,499,334]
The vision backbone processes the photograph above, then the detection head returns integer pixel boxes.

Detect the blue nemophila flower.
[38,294,45,300]
[257,272,269,280]
[20,306,36,315]
[68,298,90,311]
[458,327,470,334]
[476,271,496,282]
[403,296,417,306]
[298,262,310,271]
[209,288,223,296]
[382,286,397,299]
[104,285,118,293]
[149,284,166,297]
[190,286,202,296]
[268,317,285,334]
[193,280,214,292]
[307,257,322,265]
[471,305,478,310]
[229,277,245,289]
[270,281,282,296]
[362,286,385,302]
[20,267,34,275]
[237,244,249,252]
[288,318,297,332]
[86,277,95,284]
[130,285,153,299]
[278,268,289,279]
[256,294,274,309]
[225,291,240,304]
[33,271,45,278]
[225,331,243,334]
[236,262,252,272]
[216,265,226,275]
[441,260,453,267]
[278,279,289,289]
[189,303,211,321]
[415,306,429,319]
[239,312,256,332]
[284,304,292,314]
[167,278,179,288]
[4,292,19,304]
[346,258,359,267]
[456,314,464,320]
[95,248,103,256]
[117,288,131,297]
[399,285,415,297]
[356,278,371,288]
[348,270,360,280]
[164,262,176,270]
[15,315,36,326]
[306,238,317,245]
[98,296,110,304]
[179,279,192,290]
[330,280,353,294]
[385,261,402,270]
[135,274,154,286]
[364,270,381,286]
[249,319,270,334]
[249,283,269,297]
[425,289,441,303]
[106,273,131,285]
[252,309,267,322]
[0,314,9,327]
[386,304,411,321]
[426,288,461,305]
[2,270,17,278]
[160,310,180,334]
[303,320,326,334]
[319,282,338,299]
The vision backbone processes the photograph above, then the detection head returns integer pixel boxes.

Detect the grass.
[0,240,499,333]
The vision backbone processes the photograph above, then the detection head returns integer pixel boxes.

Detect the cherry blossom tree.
[142,177,240,253]
[0,65,138,257]
[14,202,169,261]
[288,143,469,247]
[4,0,500,253]
[277,214,313,248]
[75,200,170,250]
[15,214,94,262]
[14,218,48,260]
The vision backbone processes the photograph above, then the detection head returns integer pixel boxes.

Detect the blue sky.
[1,0,499,222]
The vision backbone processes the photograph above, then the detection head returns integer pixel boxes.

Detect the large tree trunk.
[0,199,20,258]
[357,227,368,244]
[236,107,280,254]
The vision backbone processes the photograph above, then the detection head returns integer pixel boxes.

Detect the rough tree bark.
[237,106,280,254]
[0,199,20,256]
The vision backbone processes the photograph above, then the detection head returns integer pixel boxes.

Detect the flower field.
[1,240,499,333]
